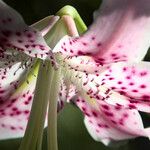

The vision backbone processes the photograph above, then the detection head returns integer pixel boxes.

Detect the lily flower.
[0,0,59,140]
[1,0,150,148]
[54,0,150,145]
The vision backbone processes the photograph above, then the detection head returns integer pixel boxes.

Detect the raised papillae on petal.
[62,60,150,112]
[0,0,51,59]
[54,0,150,64]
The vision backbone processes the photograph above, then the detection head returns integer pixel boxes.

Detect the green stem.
[47,68,61,150]
[19,61,53,150]
[56,5,87,34]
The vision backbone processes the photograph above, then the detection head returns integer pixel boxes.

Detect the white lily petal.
[0,61,38,139]
[75,97,149,145]
[0,0,52,59]
[53,0,150,64]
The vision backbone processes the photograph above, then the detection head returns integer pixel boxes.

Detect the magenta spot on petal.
[70,49,73,53]
[140,84,146,89]
[10,126,16,130]
[103,124,109,128]
[111,86,116,90]
[119,91,126,95]
[121,87,126,90]
[92,111,98,117]
[24,110,29,114]
[140,71,147,77]
[101,104,109,110]
[129,82,134,86]
[111,120,117,124]
[97,42,102,47]
[119,119,124,125]
[77,51,84,55]
[97,58,105,62]
[132,89,138,93]
[104,111,114,117]
[142,95,150,99]
[109,77,114,80]
[98,123,102,127]
[28,96,32,101]
[123,67,127,71]
[16,111,21,115]
[81,107,86,112]
[24,101,29,105]
[12,107,18,111]
[118,81,122,84]
[126,76,131,80]
[1,123,5,127]
[91,36,95,40]
[123,113,129,118]
[0,90,5,93]
[128,104,136,109]
[85,112,90,117]
[82,42,87,46]
[11,98,17,103]
[111,53,117,57]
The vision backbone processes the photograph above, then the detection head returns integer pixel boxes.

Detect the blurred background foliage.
[5,0,101,25]
[1,0,150,149]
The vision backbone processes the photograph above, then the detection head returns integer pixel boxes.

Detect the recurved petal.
[63,62,150,112]
[0,0,51,59]
[95,62,150,112]
[75,97,150,145]
[54,0,150,64]
[0,61,38,139]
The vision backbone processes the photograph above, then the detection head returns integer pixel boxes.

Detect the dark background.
[4,0,101,25]
[1,0,150,149]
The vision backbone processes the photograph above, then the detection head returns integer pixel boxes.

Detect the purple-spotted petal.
[57,80,68,111]
[63,63,150,112]
[57,77,78,110]
[54,0,150,64]
[0,63,36,139]
[60,54,108,74]
[95,62,150,112]
[75,97,150,145]
[0,1,51,59]
[0,62,28,102]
